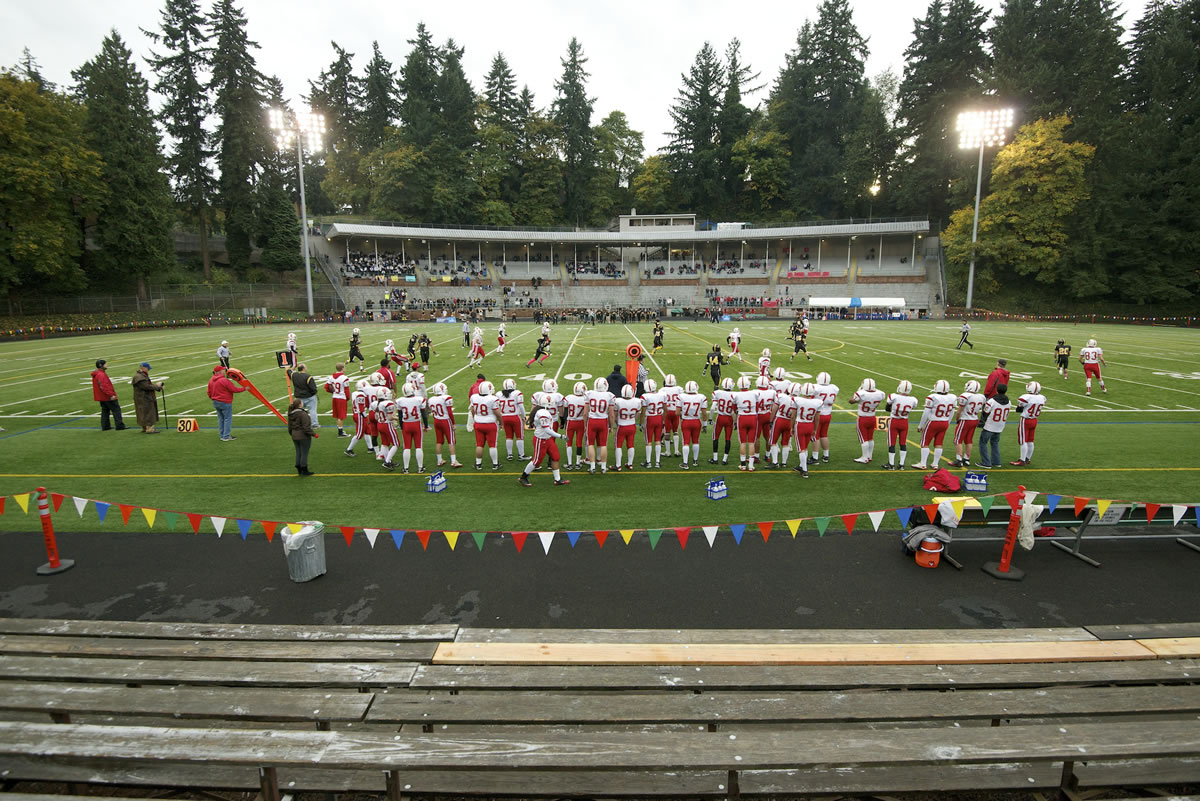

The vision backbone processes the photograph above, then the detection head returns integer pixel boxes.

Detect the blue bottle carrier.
[963,471,988,492]
[426,470,447,493]
[707,476,728,500]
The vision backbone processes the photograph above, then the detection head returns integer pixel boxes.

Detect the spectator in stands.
[91,359,126,431]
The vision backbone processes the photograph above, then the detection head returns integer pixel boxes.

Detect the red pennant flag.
[1005,491,1023,512]
[0,497,5,515]
[50,493,65,512]
[594,530,608,548]
[1144,503,1160,522]
[923,503,940,524]
[757,521,773,541]
[512,531,528,553]
[841,513,858,535]
[1073,496,1090,516]
[675,527,691,550]
[119,504,135,525]
[340,526,355,547]
[186,513,203,534]
[262,521,279,542]
[415,530,432,550]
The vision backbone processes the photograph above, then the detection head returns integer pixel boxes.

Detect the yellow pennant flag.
[619,529,636,545]
[443,531,459,550]
[140,507,157,528]
[13,493,30,514]
[950,499,966,521]
[1096,499,1112,518]
[786,519,802,538]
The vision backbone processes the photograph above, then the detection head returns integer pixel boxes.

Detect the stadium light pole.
[269,108,326,316]
[868,181,880,219]
[957,108,1013,309]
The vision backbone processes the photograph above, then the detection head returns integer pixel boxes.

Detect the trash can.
[282,521,326,582]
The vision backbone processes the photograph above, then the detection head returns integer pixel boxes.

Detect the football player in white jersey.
[640,378,667,468]
[395,383,426,473]
[727,327,743,361]
[754,375,775,457]
[677,380,708,469]
[585,377,615,474]
[517,403,571,488]
[766,380,796,469]
[849,378,886,463]
[285,332,298,368]
[1078,338,1107,395]
[563,381,589,470]
[734,375,760,470]
[810,371,839,464]
[611,384,644,471]
[324,362,351,438]
[496,321,507,354]
[953,379,985,467]
[427,382,464,469]
[1012,381,1047,465]
[709,376,737,464]
[661,374,682,457]
[913,379,957,470]
[407,371,429,429]
[757,348,772,379]
[496,378,526,462]
[370,387,399,471]
[345,377,373,458]
[882,380,919,471]
[790,383,824,478]
[467,380,501,470]
[536,378,566,431]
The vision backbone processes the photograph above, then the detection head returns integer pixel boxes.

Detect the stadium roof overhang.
[324,219,929,245]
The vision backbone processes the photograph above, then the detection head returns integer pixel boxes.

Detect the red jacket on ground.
[984,367,1011,398]
[91,369,117,401]
[207,375,246,404]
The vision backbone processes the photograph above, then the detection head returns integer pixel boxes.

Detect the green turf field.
[1,319,1197,536]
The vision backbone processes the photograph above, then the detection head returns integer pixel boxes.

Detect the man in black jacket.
[605,364,628,398]
[288,363,320,429]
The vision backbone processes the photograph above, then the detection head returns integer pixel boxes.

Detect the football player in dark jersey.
[1054,339,1072,379]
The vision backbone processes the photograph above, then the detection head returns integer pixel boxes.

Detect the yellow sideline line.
[3,466,1198,479]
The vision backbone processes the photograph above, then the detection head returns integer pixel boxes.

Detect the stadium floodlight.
[868,181,880,219]
[958,108,1014,309]
[269,108,327,315]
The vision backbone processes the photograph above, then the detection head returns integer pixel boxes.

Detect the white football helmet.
[1087,338,1097,348]
[964,379,981,394]
[756,375,770,389]
[761,348,771,358]
[573,381,587,396]
[287,332,296,340]
[412,372,425,385]
[542,378,558,394]
[402,383,416,397]
[385,339,394,348]
[593,377,608,392]
[220,340,228,346]
[733,327,740,334]
[478,381,494,396]
[1026,381,1042,394]
[664,374,677,387]
[352,327,360,335]
[934,379,951,394]
[356,379,371,392]
[502,378,517,392]
[432,382,448,396]
[737,376,752,391]
[790,382,806,397]
[621,384,635,399]
[378,387,393,401]
[773,367,786,380]
[816,371,831,385]
[808,383,819,397]
[644,378,658,393]
[368,373,383,386]
[897,380,913,395]
[860,378,876,392]
[720,377,734,391]
[684,380,699,394]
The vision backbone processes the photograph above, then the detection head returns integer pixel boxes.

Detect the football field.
[0,319,1197,536]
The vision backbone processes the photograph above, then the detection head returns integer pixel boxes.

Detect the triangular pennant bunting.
[566,531,581,548]
[13,493,30,514]
[140,507,157,528]
[923,503,940,523]
[390,529,406,549]
[262,521,278,542]
[1024,490,1038,505]
[50,493,65,512]
[757,521,773,541]
[594,531,608,548]
[415,531,432,550]
[95,501,110,523]
[786,519,802,538]
[950,499,966,521]
[1074,496,1090,516]
[841,513,858,535]
[1143,503,1160,523]
[210,516,226,537]
[675,527,690,550]
[1096,499,1112,518]
[119,504,135,525]
[471,531,486,551]
[163,511,178,531]
[894,507,913,528]
[729,523,745,544]
[978,496,995,515]
[443,531,460,550]
[340,526,356,547]
[1172,505,1188,526]
[236,519,252,540]
[364,528,380,548]
[647,529,662,550]
[1045,494,1060,514]
[537,531,555,554]
[619,529,635,545]
[73,496,88,518]
[815,517,831,536]
[512,532,528,553]
[0,497,5,516]
[867,511,885,532]
[187,513,203,534]
[702,526,718,547]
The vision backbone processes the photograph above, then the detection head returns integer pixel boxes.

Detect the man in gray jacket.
[289,363,320,429]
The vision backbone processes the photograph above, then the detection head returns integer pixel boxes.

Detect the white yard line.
[623,325,665,378]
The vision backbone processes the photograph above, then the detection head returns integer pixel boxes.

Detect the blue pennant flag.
[390,529,406,549]
[1046,494,1061,514]
[94,501,110,524]
[895,507,914,528]
[729,523,745,544]
[566,531,581,548]
[236,519,252,540]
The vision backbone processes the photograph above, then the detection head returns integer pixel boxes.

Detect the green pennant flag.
[815,517,831,537]
[163,511,178,531]
[647,529,663,550]
[978,496,995,515]
[471,531,486,551]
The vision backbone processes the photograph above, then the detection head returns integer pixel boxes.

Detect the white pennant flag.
[1024,490,1038,505]
[537,531,555,554]
[1173,505,1188,527]
[868,510,886,532]
[364,528,380,548]
[702,526,718,547]
[210,516,227,537]
[72,496,89,518]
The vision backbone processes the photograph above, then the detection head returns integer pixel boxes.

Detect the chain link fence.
[5,284,344,317]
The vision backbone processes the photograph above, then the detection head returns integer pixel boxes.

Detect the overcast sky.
[6,0,1149,155]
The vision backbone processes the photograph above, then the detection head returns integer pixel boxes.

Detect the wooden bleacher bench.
[2,618,1199,800]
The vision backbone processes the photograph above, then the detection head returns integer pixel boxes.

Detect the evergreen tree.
[667,42,724,219]
[515,111,564,226]
[11,48,55,93]
[731,115,791,215]
[143,0,215,279]
[73,31,175,298]
[632,154,671,214]
[359,40,398,152]
[483,52,520,133]
[841,75,898,217]
[716,39,760,214]
[589,110,644,224]
[428,39,478,223]
[552,38,596,226]
[0,73,103,296]
[308,41,360,150]
[208,0,263,271]
[481,53,522,210]
[398,22,441,149]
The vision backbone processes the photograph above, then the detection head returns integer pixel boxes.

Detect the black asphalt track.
[1,526,1196,629]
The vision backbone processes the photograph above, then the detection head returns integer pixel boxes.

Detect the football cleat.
[344,449,356,457]
[554,479,570,486]
[518,476,532,487]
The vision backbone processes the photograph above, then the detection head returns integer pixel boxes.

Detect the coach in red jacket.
[207,365,246,441]
[91,360,126,431]
[984,359,1010,399]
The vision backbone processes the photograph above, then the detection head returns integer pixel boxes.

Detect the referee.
[956,322,974,350]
